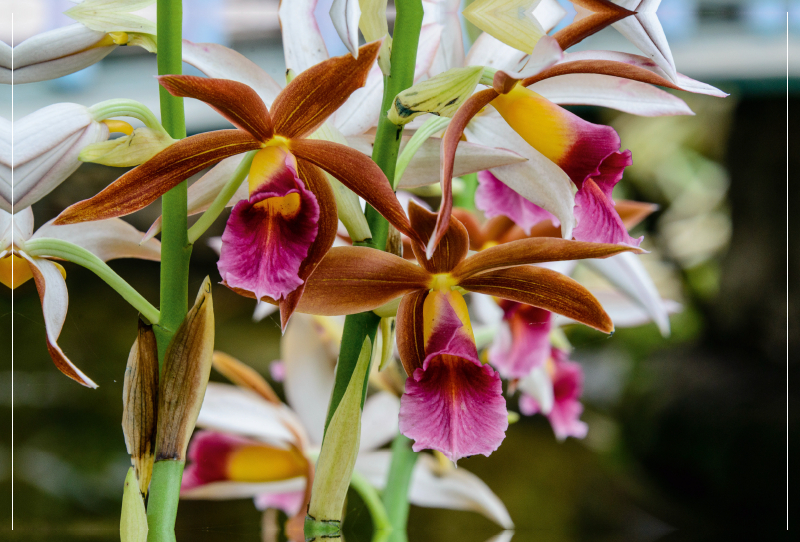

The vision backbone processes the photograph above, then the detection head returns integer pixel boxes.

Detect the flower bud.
[155,277,215,462]
[388,66,484,125]
[463,0,566,54]
[80,127,176,167]
[120,467,148,542]
[122,319,159,495]
[306,336,373,530]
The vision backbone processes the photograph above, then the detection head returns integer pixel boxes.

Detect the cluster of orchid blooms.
[1,0,727,537]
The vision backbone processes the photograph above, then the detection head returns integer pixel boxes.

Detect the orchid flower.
[423,33,725,257]
[0,115,10,212]
[7,101,166,213]
[54,43,431,330]
[181,315,513,529]
[243,202,641,461]
[4,0,157,85]
[0,207,160,387]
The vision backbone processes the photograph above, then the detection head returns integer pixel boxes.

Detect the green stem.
[147,0,189,540]
[187,151,256,244]
[89,99,170,134]
[381,434,418,530]
[350,470,391,532]
[23,239,160,324]
[453,172,478,210]
[145,460,184,542]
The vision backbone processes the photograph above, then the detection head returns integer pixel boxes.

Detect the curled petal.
[158,76,274,141]
[458,265,614,333]
[271,41,382,138]
[54,130,261,224]
[279,0,329,73]
[407,200,469,274]
[289,138,419,243]
[551,0,632,50]
[330,0,362,57]
[432,88,499,258]
[452,237,642,280]
[396,289,428,376]
[33,218,160,262]
[25,256,97,388]
[218,156,320,302]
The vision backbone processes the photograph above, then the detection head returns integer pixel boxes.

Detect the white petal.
[359,392,400,451]
[348,134,527,189]
[33,218,160,262]
[182,40,283,107]
[417,23,445,77]
[330,0,362,57]
[0,116,10,212]
[11,24,115,84]
[518,365,554,414]
[279,0,330,73]
[282,314,338,446]
[429,13,465,74]
[530,73,693,116]
[469,293,505,327]
[23,256,97,388]
[252,300,279,322]
[332,66,384,136]
[466,32,527,71]
[553,289,681,329]
[12,207,35,244]
[0,40,11,70]
[196,383,307,448]
[356,451,514,528]
[611,1,677,82]
[583,251,671,336]
[465,114,575,239]
[181,477,305,500]
[562,50,727,97]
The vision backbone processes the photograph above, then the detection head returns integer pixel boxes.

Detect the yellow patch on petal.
[0,255,34,289]
[422,289,475,345]
[491,84,573,163]
[102,119,134,135]
[254,192,302,219]
[429,273,457,292]
[249,145,294,194]
[226,444,307,483]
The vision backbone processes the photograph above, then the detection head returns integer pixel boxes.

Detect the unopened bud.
[80,127,175,167]
[155,277,215,462]
[388,66,484,125]
[120,467,148,542]
[378,317,396,371]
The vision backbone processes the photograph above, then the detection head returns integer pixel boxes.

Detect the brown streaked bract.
[54,130,261,225]
[458,266,614,333]
[452,237,644,280]
[271,40,382,139]
[551,0,633,50]
[155,277,215,461]
[290,138,421,244]
[211,351,281,405]
[122,319,159,495]
[277,159,339,330]
[157,75,274,141]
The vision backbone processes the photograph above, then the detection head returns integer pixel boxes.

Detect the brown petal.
[551,0,633,50]
[271,41,382,138]
[459,266,613,333]
[523,60,685,93]
[54,130,261,224]
[452,209,486,251]
[158,75,274,141]
[122,319,159,495]
[493,70,518,95]
[233,247,432,315]
[278,158,339,330]
[430,88,498,258]
[452,238,643,281]
[289,138,421,244]
[395,289,428,376]
[212,351,281,404]
[407,200,469,274]
[617,200,659,229]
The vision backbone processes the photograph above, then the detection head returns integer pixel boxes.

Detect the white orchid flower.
[0,207,160,387]
[182,313,513,529]
[4,0,157,85]
[0,115,10,212]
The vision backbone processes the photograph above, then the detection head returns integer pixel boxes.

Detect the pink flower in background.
[487,301,553,380]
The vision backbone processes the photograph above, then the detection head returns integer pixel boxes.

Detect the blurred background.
[1,0,796,540]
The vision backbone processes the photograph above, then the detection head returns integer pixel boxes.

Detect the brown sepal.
[54,130,262,224]
[523,59,685,92]
[452,237,643,281]
[407,200,469,274]
[459,266,614,333]
[493,70,518,95]
[551,0,634,50]
[212,351,281,404]
[395,289,428,376]
[158,75,274,141]
[271,41,382,138]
